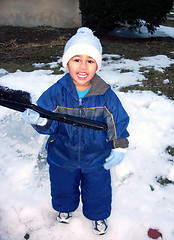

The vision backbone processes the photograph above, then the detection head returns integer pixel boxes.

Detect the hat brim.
[62,44,102,71]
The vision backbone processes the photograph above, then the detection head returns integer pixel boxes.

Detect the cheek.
[91,64,98,73]
[90,67,97,76]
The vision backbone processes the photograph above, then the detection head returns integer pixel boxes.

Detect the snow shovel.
[0,86,107,131]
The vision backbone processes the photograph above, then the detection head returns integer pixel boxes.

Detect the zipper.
[78,98,82,166]
[79,98,83,118]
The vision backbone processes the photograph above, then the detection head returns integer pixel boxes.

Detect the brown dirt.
[0,26,78,63]
[0,25,173,64]
[0,25,173,99]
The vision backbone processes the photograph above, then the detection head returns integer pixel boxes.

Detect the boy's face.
[66,54,97,91]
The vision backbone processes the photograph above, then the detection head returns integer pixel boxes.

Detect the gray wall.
[0,0,81,28]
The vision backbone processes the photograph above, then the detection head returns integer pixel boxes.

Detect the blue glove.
[103,149,124,170]
[22,109,46,125]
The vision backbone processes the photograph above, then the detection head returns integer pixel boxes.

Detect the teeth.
[78,72,87,77]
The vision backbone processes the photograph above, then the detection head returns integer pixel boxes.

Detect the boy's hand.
[22,109,47,125]
[103,149,124,170]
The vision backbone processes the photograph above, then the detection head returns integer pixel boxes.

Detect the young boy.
[23,27,129,235]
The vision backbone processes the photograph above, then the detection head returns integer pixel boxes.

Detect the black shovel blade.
[0,86,108,131]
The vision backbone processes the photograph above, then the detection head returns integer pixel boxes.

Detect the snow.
[109,21,174,38]
[0,25,174,240]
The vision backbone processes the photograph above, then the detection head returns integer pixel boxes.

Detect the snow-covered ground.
[109,21,174,38]
[0,25,174,240]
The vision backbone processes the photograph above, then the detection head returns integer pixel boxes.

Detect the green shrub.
[79,0,174,34]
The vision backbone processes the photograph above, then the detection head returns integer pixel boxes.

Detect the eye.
[74,58,80,62]
[88,59,94,64]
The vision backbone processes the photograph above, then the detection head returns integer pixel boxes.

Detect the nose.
[80,61,87,70]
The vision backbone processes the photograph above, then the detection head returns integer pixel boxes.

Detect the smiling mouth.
[77,72,87,79]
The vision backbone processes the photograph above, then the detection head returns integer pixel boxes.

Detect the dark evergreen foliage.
[79,0,173,34]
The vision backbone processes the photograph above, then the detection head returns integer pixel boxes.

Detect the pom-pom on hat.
[62,27,102,71]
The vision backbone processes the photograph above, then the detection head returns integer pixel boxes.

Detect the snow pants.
[49,165,112,221]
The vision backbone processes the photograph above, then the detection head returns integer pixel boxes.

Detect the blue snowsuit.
[35,73,129,220]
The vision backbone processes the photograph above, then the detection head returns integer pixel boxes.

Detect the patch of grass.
[0,43,64,64]
[0,63,65,75]
[166,146,174,157]
[102,40,174,61]
[120,69,133,73]
[111,56,121,61]
[143,67,174,99]
[156,176,174,186]
[33,61,64,75]
[0,63,36,72]
[155,146,174,187]
[120,66,174,100]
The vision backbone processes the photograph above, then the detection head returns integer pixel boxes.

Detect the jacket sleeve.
[104,89,129,149]
[34,83,59,135]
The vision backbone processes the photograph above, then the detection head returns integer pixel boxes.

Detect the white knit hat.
[62,27,102,71]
